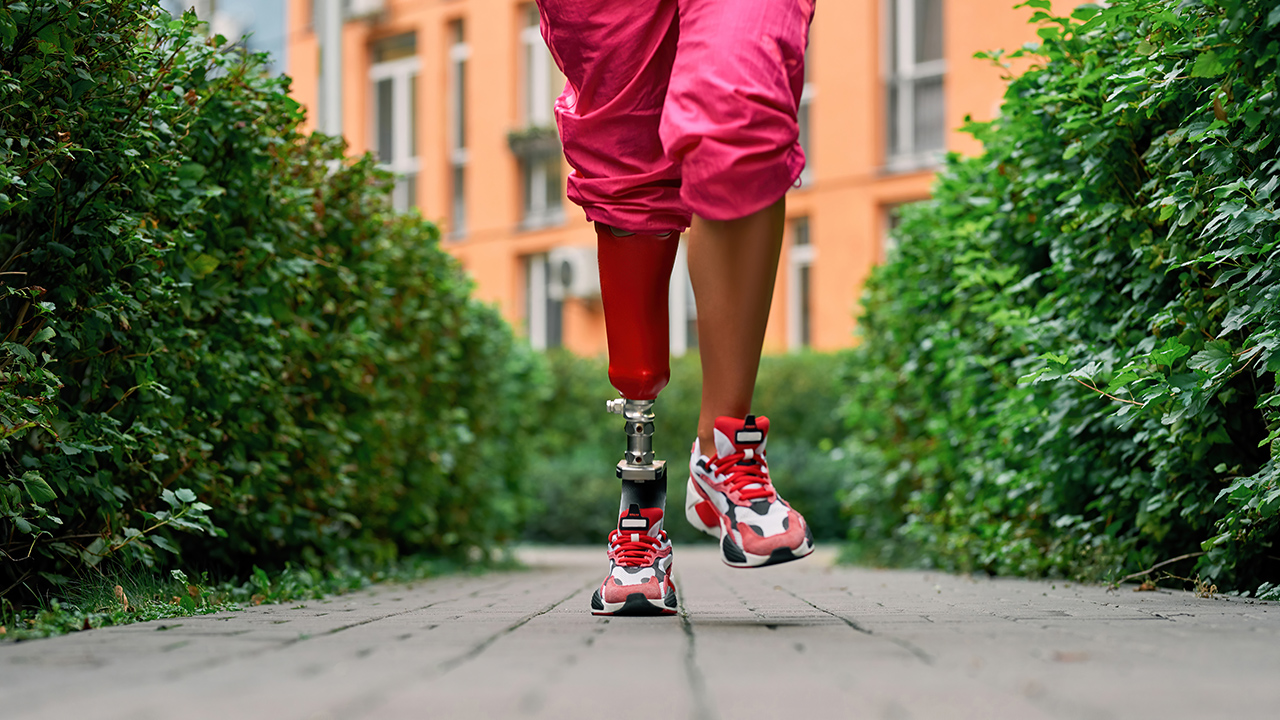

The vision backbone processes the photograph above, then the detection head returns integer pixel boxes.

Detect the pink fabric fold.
[539,0,814,232]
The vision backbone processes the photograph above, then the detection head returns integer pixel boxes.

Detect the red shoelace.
[608,530,665,566]
[709,451,776,502]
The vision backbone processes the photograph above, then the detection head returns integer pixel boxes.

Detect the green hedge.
[840,0,1280,593]
[1,2,537,601]
[524,350,849,545]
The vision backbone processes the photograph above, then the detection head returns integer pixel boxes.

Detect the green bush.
[524,350,849,545]
[1,2,537,602]
[840,0,1280,591]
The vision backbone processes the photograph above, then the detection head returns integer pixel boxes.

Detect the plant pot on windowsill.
[507,126,562,160]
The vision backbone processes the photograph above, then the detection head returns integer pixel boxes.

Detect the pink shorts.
[538,0,815,233]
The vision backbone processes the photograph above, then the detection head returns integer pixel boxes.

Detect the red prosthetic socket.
[595,223,680,400]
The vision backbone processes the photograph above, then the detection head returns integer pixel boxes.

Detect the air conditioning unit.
[547,246,600,301]
[345,0,385,21]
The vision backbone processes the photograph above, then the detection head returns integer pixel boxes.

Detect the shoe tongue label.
[620,517,648,531]
[619,503,651,533]
[735,429,764,445]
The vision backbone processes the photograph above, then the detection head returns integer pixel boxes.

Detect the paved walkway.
[3,546,1277,719]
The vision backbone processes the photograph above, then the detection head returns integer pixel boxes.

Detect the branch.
[1118,551,1206,584]
[1,569,34,599]
[1074,377,1145,406]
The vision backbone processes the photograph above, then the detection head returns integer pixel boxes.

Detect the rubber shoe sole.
[685,478,816,568]
[591,587,678,616]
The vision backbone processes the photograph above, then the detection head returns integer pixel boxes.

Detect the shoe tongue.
[618,503,664,535]
[711,415,769,459]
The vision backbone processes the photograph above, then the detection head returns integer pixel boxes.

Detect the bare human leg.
[687,196,787,453]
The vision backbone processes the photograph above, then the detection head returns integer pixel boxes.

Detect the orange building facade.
[285,0,1048,355]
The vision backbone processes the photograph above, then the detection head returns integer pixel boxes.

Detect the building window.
[668,239,697,357]
[883,204,904,260]
[449,20,469,238]
[796,34,814,187]
[524,254,563,350]
[521,155,563,229]
[165,0,288,74]
[516,5,565,230]
[886,0,945,171]
[787,218,814,351]
[370,33,419,212]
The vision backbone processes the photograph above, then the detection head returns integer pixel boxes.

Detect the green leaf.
[176,162,206,182]
[1149,337,1190,367]
[1191,50,1226,78]
[2,341,35,363]
[82,538,108,567]
[175,488,197,503]
[20,472,57,503]
[190,253,219,279]
[1070,4,1102,20]
[1267,5,1280,30]
[1106,370,1140,393]
[32,326,55,343]
[1187,341,1234,377]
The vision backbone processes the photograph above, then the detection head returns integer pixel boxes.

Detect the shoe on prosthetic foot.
[686,415,815,568]
[591,504,678,616]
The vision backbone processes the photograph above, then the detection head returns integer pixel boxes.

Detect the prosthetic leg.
[596,223,680,482]
[589,222,681,617]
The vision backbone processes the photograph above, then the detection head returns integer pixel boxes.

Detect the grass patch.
[0,552,518,642]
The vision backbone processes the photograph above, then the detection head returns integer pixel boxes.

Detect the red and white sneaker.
[591,504,678,616]
[686,415,815,568]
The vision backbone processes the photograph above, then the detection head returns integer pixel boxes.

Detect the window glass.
[913,76,945,151]
[915,0,943,64]
[408,73,418,158]
[373,32,416,63]
[375,78,393,162]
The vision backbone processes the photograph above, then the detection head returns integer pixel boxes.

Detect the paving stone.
[2,546,1276,720]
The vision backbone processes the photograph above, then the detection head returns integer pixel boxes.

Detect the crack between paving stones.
[778,586,935,666]
[434,580,590,675]
[308,582,518,641]
[679,605,720,720]
[333,576,595,720]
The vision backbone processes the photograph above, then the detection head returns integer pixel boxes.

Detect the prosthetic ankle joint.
[607,398,665,482]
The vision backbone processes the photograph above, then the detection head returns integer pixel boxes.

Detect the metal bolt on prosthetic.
[606,398,666,482]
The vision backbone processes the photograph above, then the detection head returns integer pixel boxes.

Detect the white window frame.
[520,10,555,128]
[518,7,565,230]
[524,253,563,350]
[370,53,420,212]
[527,253,548,350]
[787,219,815,351]
[884,0,946,172]
[520,157,564,230]
[449,22,470,238]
